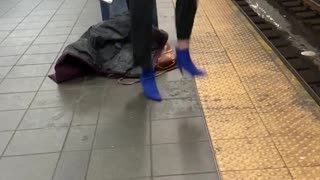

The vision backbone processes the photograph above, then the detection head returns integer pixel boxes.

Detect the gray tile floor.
[0,0,219,179]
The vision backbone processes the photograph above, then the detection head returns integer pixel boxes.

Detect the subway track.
[277,0,320,33]
[303,0,320,16]
[233,0,320,105]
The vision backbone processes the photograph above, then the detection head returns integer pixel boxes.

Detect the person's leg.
[152,0,158,27]
[127,0,158,27]
[126,0,129,9]
[175,0,203,75]
[129,0,161,101]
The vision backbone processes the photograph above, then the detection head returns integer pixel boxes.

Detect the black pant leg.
[175,0,198,40]
[129,0,153,69]
[126,0,129,9]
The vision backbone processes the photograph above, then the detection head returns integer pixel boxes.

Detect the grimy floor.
[0,0,319,180]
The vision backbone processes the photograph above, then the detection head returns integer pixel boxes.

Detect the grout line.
[0,0,53,84]
[5,125,81,133]
[153,1,220,180]
[0,0,27,41]
[151,140,210,146]
[49,1,91,180]
[151,114,203,121]
[0,0,57,158]
[84,86,107,179]
[148,95,154,179]
[151,115,203,122]
[153,171,217,178]
[1,151,60,158]
[0,0,25,18]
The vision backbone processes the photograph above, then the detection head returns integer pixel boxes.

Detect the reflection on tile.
[0,56,20,66]
[8,29,41,37]
[51,14,78,21]
[157,69,191,83]
[72,106,100,125]
[151,98,202,120]
[152,117,208,144]
[0,153,59,180]
[1,37,36,46]
[72,88,103,125]
[0,77,43,93]
[7,64,51,78]
[16,22,46,30]
[0,110,25,131]
[158,80,196,99]
[152,142,216,176]
[94,122,149,149]
[0,24,17,31]
[66,34,82,43]
[0,131,14,154]
[46,20,76,28]
[19,107,73,129]
[5,127,68,156]
[99,85,148,124]
[40,27,73,36]
[30,10,56,16]
[30,90,80,109]
[0,31,10,39]
[71,26,89,34]
[33,35,68,45]
[40,77,84,91]
[53,151,90,180]
[25,44,63,54]
[17,53,57,65]
[87,147,151,180]
[0,66,11,78]
[82,76,115,87]
[153,173,220,180]
[0,46,28,56]
[0,92,35,110]
[23,16,51,23]
[64,125,96,151]
[0,18,23,24]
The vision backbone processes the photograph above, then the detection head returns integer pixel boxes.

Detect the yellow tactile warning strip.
[221,168,293,180]
[191,0,320,179]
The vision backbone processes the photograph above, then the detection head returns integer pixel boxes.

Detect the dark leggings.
[129,0,197,69]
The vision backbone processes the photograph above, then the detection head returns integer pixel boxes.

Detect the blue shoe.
[176,48,204,76]
[140,69,162,101]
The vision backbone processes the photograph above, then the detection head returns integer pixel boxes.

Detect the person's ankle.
[140,68,162,101]
[141,68,154,76]
[177,39,190,49]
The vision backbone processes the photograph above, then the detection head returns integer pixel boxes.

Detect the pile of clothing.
[49,13,170,83]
